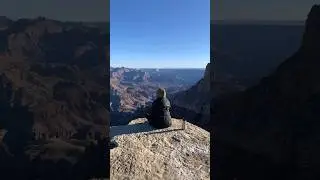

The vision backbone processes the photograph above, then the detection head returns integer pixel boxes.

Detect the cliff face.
[213,4,320,178]
[171,63,211,128]
[110,67,153,113]
[172,64,210,110]
[110,118,210,180]
[0,17,109,145]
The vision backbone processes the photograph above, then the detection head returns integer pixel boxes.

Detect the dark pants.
[146,114,171,129]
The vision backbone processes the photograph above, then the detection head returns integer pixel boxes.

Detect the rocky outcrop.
[171,63,211,129]
[213,4,320,179]
[110,118,210,180]
[301,5,320,53]
[173,63,210,112]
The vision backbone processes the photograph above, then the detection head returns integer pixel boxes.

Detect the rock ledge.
[110,118,210,180]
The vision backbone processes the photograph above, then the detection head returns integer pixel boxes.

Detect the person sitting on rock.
[146,88,172,129]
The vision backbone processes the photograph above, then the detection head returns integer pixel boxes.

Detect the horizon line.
[211,19,305,25]
[211,19,305,21]
[0,15,110,23]
[110,66,206,69]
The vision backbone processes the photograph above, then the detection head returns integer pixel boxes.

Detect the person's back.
[148,88,172,129]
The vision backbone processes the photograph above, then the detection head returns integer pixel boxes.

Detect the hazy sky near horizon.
[212,0,317,20]
[0,0,109,21]
[111,0,210,68]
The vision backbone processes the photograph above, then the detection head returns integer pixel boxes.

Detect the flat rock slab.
[110,118,210,180]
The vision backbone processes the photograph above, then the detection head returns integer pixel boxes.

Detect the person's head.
[156,88,166,98]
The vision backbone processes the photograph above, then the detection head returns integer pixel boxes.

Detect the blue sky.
[110,0,210,68]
